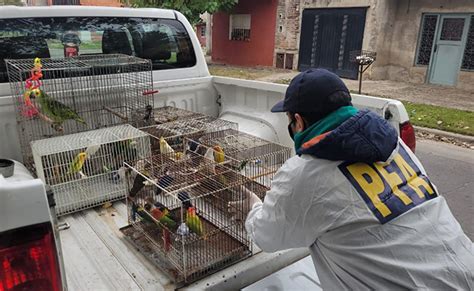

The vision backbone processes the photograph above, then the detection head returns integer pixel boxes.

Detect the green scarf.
[294,106,358,151]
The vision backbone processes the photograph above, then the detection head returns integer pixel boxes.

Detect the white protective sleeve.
[245,156,347,252]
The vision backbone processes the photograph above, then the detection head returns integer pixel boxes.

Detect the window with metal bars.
[461,15,474,71]
[229,14,251,41]
[415,14,438,66]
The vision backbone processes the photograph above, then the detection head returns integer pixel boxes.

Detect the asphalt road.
[415,139,474,240]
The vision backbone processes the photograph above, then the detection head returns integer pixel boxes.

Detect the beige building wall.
[275,0,474,90]
[381,0,474,91]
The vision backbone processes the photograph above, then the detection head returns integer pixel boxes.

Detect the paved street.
[416,139,474,240]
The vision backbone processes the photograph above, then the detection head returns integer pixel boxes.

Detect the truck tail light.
[400,122,416,153]
[0,222,62,291]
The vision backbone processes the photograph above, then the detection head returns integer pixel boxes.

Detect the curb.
[414,126,474,143]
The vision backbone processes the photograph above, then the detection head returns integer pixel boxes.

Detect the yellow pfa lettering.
[346,163,392,217]
[374,163,413,206]
[394,155,434,198]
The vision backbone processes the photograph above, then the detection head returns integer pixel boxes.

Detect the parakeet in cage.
[67,152,88,178]
[30,88,86,131]
[213,145,225,164]
[186,207,203,236]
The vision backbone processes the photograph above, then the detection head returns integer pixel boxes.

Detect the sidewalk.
[255,72,474,112]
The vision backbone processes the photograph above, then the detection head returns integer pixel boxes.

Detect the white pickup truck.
[0,6,416,291]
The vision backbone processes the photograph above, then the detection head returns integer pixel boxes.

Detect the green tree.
[123,0,238,24]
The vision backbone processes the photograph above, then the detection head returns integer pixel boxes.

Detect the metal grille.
[140,116,238,155]
[231,28,251,41]
[188,129,292,188]
[462,16,474,71]
[416,15,438,66]
[122,146,255,285]
[5,54,154,170]
[31,124,151,216]
[440,18,465,41]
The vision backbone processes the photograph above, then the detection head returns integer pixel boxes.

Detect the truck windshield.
[0,16,197,83]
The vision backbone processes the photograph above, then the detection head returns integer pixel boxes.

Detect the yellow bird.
[160,137,174,155]
[213,145,225,163]
[67,152,88,176]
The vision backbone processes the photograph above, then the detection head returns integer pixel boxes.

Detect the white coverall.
[246,141,474,290]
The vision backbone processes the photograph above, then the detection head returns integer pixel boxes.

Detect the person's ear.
[294,113,306,132]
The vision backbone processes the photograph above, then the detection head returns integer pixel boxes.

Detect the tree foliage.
[123,0,238,24]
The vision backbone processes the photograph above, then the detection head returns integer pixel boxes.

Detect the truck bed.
[58,200,311,290]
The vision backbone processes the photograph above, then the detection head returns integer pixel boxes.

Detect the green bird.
[186,207,203,236]
[67,152,88,177]
[31,89,86,131]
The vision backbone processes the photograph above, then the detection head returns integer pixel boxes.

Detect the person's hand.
[228,186,262,221]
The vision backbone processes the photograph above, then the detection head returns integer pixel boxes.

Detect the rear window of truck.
[0,16,197,83]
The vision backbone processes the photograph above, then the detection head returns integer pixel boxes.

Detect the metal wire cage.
[190,129,292,188]
[152,106,206,124]
[140,116,238,155]
[121,147,256,285]
[6,54,155,169]
[31,124,151,216]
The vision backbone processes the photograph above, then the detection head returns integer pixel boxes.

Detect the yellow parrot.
[160,137,174,155]
[213,145,225,163]
[67,152,88,177]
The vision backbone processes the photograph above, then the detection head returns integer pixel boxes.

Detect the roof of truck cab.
[0,5,177,20]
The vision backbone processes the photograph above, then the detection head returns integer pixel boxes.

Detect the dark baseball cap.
[271,69,351,118]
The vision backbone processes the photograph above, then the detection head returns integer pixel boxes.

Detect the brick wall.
[274,0,300,69]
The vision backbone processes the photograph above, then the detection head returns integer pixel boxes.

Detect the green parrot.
[31,89,86,131]
[186,207,203,236]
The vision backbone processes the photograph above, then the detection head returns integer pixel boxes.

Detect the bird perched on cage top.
[67,152,88,178]
[30,88,86,131]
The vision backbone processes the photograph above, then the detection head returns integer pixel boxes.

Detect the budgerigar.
[67,152,88,177]
[160,137,174,155]
[30,89,86,131]
[186,207,203,236]
[213,145,225,163]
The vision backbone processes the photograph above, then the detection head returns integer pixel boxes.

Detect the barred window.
[229,14,251,41]
[416,14,438,66]
[461,15,474,71]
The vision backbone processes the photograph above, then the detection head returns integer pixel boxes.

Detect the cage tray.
[120,207,250,286]
[53,173,126,216]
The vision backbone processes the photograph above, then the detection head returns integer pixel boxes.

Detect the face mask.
[288,120,295,140]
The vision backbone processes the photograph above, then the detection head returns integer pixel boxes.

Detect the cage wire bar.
[190,129,292,188]
[121,145,256,286]
[152,106,206,124]
[140,116,238,155]
[6,54,154,170]
[31,124,151,216]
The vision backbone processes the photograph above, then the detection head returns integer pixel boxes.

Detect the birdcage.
[152,106,206,124]
[31,124,151,216]
[120,147,256,286]
[140,116,238,155]
[5,54,155,170]
[188,129,292,188]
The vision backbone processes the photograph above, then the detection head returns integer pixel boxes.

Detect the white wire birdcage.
[31,124,151,216]
[6,54,155,170]
[121,145,259,286]
[188,129,292,188]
